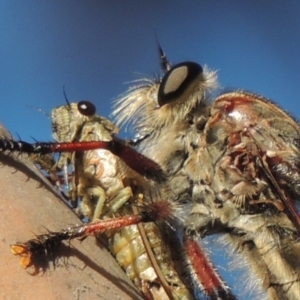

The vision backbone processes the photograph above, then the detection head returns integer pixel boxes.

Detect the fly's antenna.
[156,38,172,73]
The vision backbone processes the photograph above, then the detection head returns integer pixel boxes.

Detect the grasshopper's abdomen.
[108,221,194,300]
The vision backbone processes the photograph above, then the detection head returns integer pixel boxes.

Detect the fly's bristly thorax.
[112,61,219,188]
[112,63,218,135]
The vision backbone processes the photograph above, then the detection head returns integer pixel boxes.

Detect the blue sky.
[1,1,300,142]
[1,1,300,298]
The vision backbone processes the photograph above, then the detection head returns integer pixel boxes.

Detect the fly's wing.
[195,91,300,299]
[211,91,300,230]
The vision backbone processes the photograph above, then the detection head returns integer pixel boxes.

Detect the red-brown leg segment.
[184,237,236,300]
[0,138,165,180]
[11,200,172,272]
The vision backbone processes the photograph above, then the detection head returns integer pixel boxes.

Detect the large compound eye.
[158,62,203,106]
[77,101,96,116]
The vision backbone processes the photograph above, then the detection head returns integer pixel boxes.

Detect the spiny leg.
[10,200,171,271]
[183,237,236,300]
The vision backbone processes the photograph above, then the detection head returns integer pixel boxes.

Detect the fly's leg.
[227,213,300,300]
[186,163,300,300]
[183,237,236,300]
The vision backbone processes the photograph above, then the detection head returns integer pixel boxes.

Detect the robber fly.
[4,49,300,299]
[111,51,300,298]
[112,51,300,299]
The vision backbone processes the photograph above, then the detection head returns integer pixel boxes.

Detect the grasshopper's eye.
[158,62,203,107]
[77,101,96,116]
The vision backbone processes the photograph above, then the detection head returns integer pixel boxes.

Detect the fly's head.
[113,57,218,181]
[113,60,218,141]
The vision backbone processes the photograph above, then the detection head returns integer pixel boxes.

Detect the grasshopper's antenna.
[63,86,71,108]
[26,104,50,118]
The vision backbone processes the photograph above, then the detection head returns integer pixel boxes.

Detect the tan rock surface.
[0,123,142,300]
